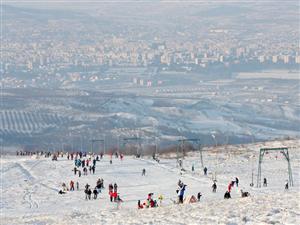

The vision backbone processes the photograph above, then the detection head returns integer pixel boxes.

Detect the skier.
[92,165,95,174]
[89,166,92,174]
[192,164,195,172]
[70,180,75,191]
[197,192,202,201]
[285,180,289,190]
[78,170,82,177]
[263,178,267,187]
[212,182,217,193]
[142,168,146,176]
[76,181,79,191]
[235,177,239,187]
[204,167,208,176]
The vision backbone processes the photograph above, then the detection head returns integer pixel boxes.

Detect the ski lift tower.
[176,138,203,168]
[90,139,105,154]
[257,147,293,188]
[121,137,142,157]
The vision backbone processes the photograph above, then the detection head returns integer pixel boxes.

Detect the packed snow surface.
[1,140,300,225]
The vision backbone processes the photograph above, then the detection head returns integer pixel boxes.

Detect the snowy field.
[1,139,300,225]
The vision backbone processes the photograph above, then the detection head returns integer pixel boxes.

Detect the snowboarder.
[142,168,146,176]
[263,178,267,187]
[204,167,208,176]
[212,182,217,193]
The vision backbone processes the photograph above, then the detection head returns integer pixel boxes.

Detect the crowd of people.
[16,148,291,211]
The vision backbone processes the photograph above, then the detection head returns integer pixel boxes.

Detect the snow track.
[1,139,300,224]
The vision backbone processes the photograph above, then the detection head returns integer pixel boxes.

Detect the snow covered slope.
[1,140,300,224]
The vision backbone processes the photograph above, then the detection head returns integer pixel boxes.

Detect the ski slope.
[1,140,300,225]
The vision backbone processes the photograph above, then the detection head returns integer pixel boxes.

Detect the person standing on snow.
[178,184,186,204]
[235,177,239,187]
[203,167,208,176]
[93,188,98,199]
[263,178,267,187]
[142,168,146,176]
[228,182,232,192]
[285,180,289,190]
[197,192,202,201]
[70,180,75,191]
[212,182,217,193]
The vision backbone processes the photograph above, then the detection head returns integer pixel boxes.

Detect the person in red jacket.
[70,180,74,191]
[113,191,118,202]
[138,200,143,209]
[228,183,232,192]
